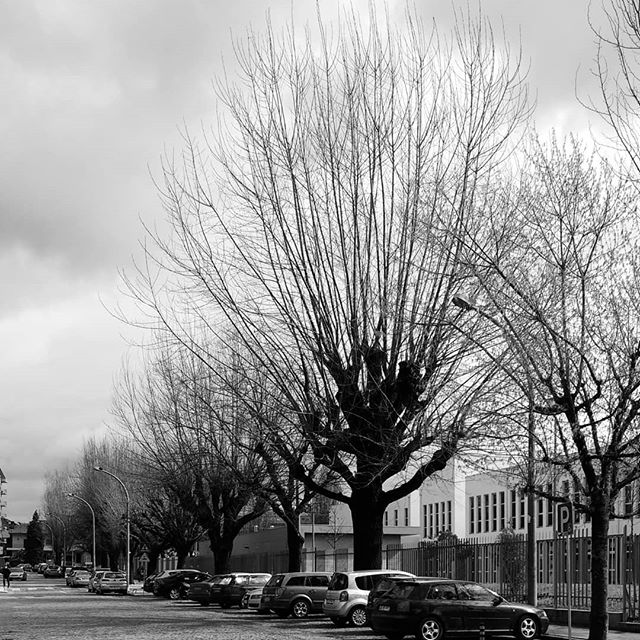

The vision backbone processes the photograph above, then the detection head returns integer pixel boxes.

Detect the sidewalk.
[545,623,640,639]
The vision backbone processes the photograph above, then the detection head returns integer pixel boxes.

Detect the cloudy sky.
[0,0,609,522]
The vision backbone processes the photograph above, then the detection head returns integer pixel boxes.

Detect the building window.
[423,504,428,538]
[484,494,490,532]
[491,493,497,532]
[446,500,452,531]
[394,509,398,527]
[404,507,409,527]
[477,496,482,533]
[429,504,434,538]
[624,485,634,516]
[434,502,440,533]
[519,494,526,530]
[537,491,544,528]
[499,492,506,530]
[470,497,475,534]
[510,490,517,529]
[546,484,553,526]
[384,511,388,527]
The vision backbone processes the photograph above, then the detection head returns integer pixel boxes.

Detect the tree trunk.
[286,519,303,572]
[350,487,385,570]
[588,494,610,640]
[210,531,234,574]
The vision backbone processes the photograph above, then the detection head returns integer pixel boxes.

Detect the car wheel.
[330,617,347,627]
[417,616,444,640]
[291,599,310,619]
[168,587,181,600]
[516,615,539,640]
[348,605,367,627]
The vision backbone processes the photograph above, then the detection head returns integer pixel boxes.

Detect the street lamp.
[452,293,537,606]
[93,466,130,585]
[68,493,96,569]
[46,513,67,566]
[41,521,55,563]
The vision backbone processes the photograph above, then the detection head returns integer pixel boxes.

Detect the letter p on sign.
[557,503,573,535]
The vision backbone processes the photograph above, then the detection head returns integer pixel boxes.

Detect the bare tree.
[589,0,640,182]
[463,135,640,640]
[122,5,530,568]
[112,346,269,574]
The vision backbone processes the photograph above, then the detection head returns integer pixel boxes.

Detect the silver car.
[323,569,415,627]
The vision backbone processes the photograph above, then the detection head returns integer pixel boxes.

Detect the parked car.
[35,563,48,574]
[187,574,227,606]
[153,569,213,600]
[88,569,110,592]
[367,577,549,640]
[218,573,272,609]
[17,563,32,572]
[142,571,165,593]
[246,587,270,613]
[94,571,128,595]
[8,566,27,581]
[68,569,91,588]
[323,569,415,627]
[260,571,332,618]
[43,565,65,578]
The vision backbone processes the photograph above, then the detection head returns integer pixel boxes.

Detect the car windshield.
[218,576,233,585]
[104,572,124,579]
[265,574,284,587]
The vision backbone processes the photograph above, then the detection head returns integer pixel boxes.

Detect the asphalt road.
[0,574,382,640]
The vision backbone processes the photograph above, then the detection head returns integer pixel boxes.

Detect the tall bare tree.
[463,135,640,640]
[123,6,530,567]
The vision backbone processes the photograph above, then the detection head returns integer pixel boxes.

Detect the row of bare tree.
[42,3,640,638]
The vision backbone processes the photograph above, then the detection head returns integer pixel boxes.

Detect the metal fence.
[230,529,640,621]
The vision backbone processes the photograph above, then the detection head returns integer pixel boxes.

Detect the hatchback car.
[218,573,272,608]
[153,569,213,600]
[43,565,65,578]
[323,569,415,627]
[367,577,549,640]
[187,574,226,606]
[94,571,128,595]
[260,571,332,618]
[69,569,91,588]
[8,566,27,581]
[88,569,109,592]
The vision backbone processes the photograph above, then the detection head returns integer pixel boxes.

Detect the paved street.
[0,575,381,640]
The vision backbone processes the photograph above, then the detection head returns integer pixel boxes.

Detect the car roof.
[337,569,415,576]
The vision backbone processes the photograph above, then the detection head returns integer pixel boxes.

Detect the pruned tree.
[463,135,640,640]
[121,5,531,568]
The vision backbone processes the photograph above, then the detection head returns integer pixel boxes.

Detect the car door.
[420,582,465,632]
[457,582,503,632]
[306,574,329,611]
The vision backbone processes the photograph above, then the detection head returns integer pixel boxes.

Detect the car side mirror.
[492,596,504,606]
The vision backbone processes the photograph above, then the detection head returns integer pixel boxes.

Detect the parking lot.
[0,575,383,640]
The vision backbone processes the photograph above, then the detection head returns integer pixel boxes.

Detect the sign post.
[557,503,573,640]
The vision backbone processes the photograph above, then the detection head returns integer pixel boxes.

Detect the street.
[0,575,382,640]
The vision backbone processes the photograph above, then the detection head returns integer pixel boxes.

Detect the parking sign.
[557,503,573,535]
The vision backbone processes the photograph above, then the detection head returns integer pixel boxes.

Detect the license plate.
[379,605,390,611]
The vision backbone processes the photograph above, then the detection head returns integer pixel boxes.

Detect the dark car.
[187,574,230,606]
[367,578,549,640]
[217,573,272,608]
[260,571,332,618]
[153,569,213,600]
[43,565,65,578]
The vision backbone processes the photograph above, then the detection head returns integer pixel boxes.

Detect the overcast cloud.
[0,0,608,521]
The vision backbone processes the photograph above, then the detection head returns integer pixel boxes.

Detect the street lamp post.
[46,513,67,566]
[42,521,55,563]
[452,293,537,605]
[93,466,130,585]
[68,493,96,569]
